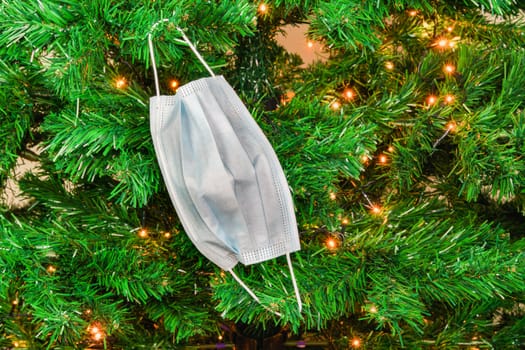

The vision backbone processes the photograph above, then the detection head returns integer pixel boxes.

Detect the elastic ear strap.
[286,252,303,313]
[228,269,281,317]
[176,27,216,77]
[147,33,161,97]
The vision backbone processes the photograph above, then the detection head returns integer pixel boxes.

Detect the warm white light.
[307,41,314,48]
[326,237,338,250]
[164,231,171,238]
[47,265,57,273]
[426,95,438,106]
[329,192,337,200]
[408,9,418,16]
[443,64,455,74]
[351,337,361,348]
[343,88,355,100]
[169,79,179,91]
[331,101,341,110]
[114,76,127,89]
[446,121,456,131]
[138,228,148,238]
[258,3,268,14]
[371,205,382,214]
[444,94,455,104]
[387,145,394,153]
[385,61,394,70]
[378,154,388,164]
[369,305,378,313]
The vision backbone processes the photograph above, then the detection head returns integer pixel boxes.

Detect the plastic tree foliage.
[0,0,524,349]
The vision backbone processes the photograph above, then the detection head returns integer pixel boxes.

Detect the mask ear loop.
[228,269,282,317]
[286,252,303,313]
[148,20,215,97]
[175,27,215,77]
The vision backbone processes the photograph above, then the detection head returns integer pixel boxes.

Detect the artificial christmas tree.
[1,0,524,349]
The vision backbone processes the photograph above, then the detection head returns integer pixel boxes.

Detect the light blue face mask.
[148,24,302,315]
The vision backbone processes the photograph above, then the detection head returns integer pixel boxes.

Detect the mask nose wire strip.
[286,252,303,313]
[228,269,282,317]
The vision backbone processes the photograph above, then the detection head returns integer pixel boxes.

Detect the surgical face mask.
[148,26,302,315]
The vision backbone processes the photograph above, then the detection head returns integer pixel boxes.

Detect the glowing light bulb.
[443,64,455,74]
[164,231,171,239]
[326,237,338,250]
[258,3,268,14]
[426,95,438,106]
[307,41,314,48]
[387,145,394,153]
[331,101,341,110]
[408,9,418,16]
[351,337,361,348]
[361,155,369,163]
[446,121,456,131]
[369,305,378,313]
[218,335,223,341]
[114,76,127,89]
[447,26,454,32]
[444,94,455,104]
[47,265,56,273]
[93,332,103,341]
[385,61,394,70]
[434,37,450,49]
[378,154,388,164]
[341,218,349,225]
[371,205,382,214]
[329,192,337,200]
[342,88,355,100]
[138,228,148,238]
[169,79,179,91]
[12,299,18,305]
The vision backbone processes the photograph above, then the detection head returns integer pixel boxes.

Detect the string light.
[330,100,341,110]
[329,192,337,200]
[444,94,455,104]
[138,228,148,238]
[114,76,128,89]
[12,299,18,305]
[426,95,438,106]
[433,121,456,148]
[443,63,455,74]
[387,145,394,153]
[168,79,179,91]
[351,337,361,348]
[342,88,356,101]
[369,305,378,313]
[341,217,349,225]
[385,61,395,70]
[326,237,338,250]
[378,154,388,165]
[46,265,57,273]
[307,41,314,48]
[433,37,455,49]
[258,3,268,14]
[361,155,369,164]
[88,323,105,342]
[408,9,418,16]
[164,231,171,239]
[370,205,382,214]
[446,26,454,32]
